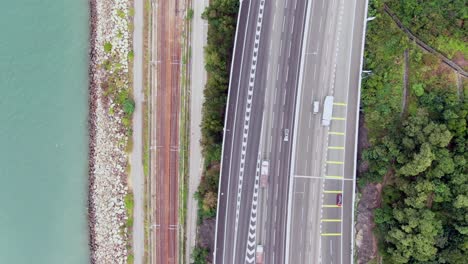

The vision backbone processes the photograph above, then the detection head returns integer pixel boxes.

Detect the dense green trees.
[193,1,239,262]
[365,98,467,263]
[384,0,468,60]
[361,2,468,262]
[198,0,238,212]
[200,0,239,166]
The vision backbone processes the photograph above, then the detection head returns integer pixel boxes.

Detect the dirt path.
[150,0,183,263]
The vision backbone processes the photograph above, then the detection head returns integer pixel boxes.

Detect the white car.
[313,101,319,114]
[283,129,289,141]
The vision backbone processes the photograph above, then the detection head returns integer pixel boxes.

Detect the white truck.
[256,245,264,264]
[322,96,334,126]
[260,161,269,188]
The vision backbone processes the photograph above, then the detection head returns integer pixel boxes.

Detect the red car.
[336,194,343,207]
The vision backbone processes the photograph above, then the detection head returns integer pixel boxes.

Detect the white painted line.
[291,16,295,32]
[282,16,286,32]
[294,175,353,181]
[313,64,317,80]
[283,89,287,105]
[319,16,323,33]
[273,12,276,30]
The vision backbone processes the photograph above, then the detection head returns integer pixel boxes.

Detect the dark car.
[336,194,343,207]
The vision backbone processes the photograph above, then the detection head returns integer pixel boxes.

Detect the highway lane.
[286,0,368,263]
[214,0,308,263]
[214,0,267,263]
[256,0,308,263]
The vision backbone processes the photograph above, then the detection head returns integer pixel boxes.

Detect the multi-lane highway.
[214,0,308,263]
[214,0,368,263]
[286,0,368,263]
[214,0,271,263]
[256,0,308,263]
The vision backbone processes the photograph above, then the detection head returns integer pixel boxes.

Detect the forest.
[359,0,467,263]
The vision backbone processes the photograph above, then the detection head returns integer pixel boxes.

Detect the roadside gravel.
[88,0,131,263]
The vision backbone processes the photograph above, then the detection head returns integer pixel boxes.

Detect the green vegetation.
[179,18,191,261]
[102,61,135,134]
[104,42,113,53]
[200,0,239,166]
[117,9,126,19]
[198,0,238,222]
[125,192,135,229]
[191,0,239,262]
[385,0,467,62]
[359,1,468,263]
[195,165,220,222]
[191,246,209,264]
[187,8,194,21]
[127,253,134,264]
[128,50,135,60]
[124,192,135,264]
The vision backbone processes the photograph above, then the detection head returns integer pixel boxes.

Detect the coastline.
[88,0,131,263]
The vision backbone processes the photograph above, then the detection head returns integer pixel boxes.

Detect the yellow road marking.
[328,146,344,150]
[321,219,342,222]
[333,102,347,106]
[331,117,346,121]
[321,233,342,236]
[326,161,344,165]
[323,190,342,193]
[322,205,341,208]
[324,175,343,179]
[329,131,345,136]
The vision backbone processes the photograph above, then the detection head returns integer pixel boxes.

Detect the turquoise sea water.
[0,1,90,263]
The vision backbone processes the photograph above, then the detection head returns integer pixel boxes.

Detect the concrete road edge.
[350,0,369,263]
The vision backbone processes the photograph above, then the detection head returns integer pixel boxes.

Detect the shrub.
[104,42,113,53]
[123,97,135,115]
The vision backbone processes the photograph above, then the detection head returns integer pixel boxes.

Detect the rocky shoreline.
[88,0,131,263]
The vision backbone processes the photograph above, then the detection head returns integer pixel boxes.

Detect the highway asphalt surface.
[214,0,307,263]
[214,1,267,263]
[256,0,308,263]
[214,0,367,263]
[286,0,368,263]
